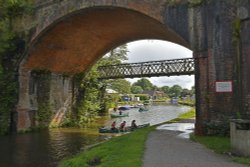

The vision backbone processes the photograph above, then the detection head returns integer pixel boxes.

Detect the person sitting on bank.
[131,120,138,130]
[119,121,126,131]
[111,121,117,131]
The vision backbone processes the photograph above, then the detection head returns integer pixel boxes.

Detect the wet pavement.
[143,121,248,167]
[156,123,194,139]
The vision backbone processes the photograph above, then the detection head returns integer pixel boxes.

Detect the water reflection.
[0,104,191,167]
[104,104,191,127]
[0,129,105,167]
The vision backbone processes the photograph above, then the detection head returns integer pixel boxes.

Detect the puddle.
[156,123,194,139]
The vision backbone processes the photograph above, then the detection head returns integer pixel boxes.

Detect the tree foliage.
[161,86,170,94]
[132,78,153,91]
[64,45,129,127]
[131,85,143,94]
[108,79,131,94]
[168,84,183,97]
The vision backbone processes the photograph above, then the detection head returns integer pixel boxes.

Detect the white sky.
[124,40,194,89]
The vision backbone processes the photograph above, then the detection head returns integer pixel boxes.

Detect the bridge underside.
[23,7,189,73]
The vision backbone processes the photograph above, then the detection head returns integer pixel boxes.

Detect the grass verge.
[59,108,195,167]
[169,108,195,123]
[59,126,155,167]
[190,135,250,166]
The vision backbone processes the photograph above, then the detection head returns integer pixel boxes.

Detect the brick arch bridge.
[17,0,250,135]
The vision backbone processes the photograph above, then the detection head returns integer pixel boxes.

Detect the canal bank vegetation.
[61,45,130,128]
[178,99,195,107]
[59,108,195,167]
[170,108,195,123]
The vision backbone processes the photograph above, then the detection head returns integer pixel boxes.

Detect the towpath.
[142,121,248,167]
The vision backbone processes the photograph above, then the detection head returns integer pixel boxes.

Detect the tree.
[169,85,182,97]
[161,86,170,94]
[131,85,143,94]
[66,44,129,127]
[191,86,195,95]
[109,79,131,94]
[99,44,128,66]
[132,78,153,91]
[181,88,191,97]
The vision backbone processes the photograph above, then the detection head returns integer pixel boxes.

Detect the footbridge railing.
[98,58,196,79]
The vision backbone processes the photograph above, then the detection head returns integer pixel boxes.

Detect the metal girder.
[98,58,196,79]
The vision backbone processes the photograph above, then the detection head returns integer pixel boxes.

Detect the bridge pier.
[16,69,32,131]
[16,67,75,131]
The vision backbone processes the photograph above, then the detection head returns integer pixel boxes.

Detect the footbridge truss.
[98,58,196,79]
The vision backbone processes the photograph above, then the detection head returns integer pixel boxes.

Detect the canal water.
[0,104,191,167]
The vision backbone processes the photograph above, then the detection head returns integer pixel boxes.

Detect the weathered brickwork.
[241,19,250,118]
[17,72,73,130]
[13,0,250,134]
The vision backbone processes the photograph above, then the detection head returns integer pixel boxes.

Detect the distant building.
[142,90,166,100]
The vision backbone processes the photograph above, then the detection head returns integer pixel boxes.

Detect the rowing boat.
[138,108,149,112]
[99,123,150,133]
[110,112,129,118]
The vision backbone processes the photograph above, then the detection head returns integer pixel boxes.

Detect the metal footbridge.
[98,58,196,79]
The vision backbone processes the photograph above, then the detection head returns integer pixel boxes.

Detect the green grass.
[59,126,155,167]
[170,108,195,123]
[190,135,230,154]
[233,157,250,166]
[178,100,195,107]
[178,108,195,119]
[190,135,250,166]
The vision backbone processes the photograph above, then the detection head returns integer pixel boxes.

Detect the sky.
[124,40,194,89]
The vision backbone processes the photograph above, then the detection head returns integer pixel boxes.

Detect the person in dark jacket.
[131,120,138,130]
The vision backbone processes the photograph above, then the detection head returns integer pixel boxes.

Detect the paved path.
[142,128,248,167]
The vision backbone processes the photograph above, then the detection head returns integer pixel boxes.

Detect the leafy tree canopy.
[132,78,153,91]
[108,79,131,94]
[168,84,183,97]
[131,85,143,94]
[98,44,128,66]
[161,86,170,94]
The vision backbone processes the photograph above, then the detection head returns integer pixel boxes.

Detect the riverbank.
[59,107,250,167]
[59,124,155,167]
[58,109,195,167]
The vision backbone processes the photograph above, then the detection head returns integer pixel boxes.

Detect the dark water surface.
[0,104,191,167]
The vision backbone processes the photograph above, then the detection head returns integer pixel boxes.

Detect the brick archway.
[23,6,189,73]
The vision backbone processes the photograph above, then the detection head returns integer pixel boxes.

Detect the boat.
[138,107,149,112]
[143,100,152,106]
[118,106,130,110]
[99,123,150,133]
[110,112,129,118]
